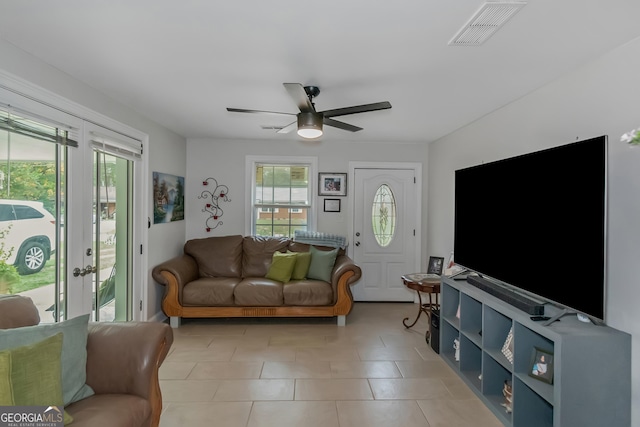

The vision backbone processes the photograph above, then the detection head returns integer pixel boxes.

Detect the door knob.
[356,232,360,237]
[73,265,97,277]
[355,241,361,246]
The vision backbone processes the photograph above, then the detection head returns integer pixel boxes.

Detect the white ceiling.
[1,0,639,143]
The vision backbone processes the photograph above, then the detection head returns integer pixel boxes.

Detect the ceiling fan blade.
[227,107,295,117]
[320,101,392,118]
[323,117,362,132]
[276,121,298,134]
[283,83,315,113]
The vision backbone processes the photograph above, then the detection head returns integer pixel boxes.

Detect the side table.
[401,273,441,343]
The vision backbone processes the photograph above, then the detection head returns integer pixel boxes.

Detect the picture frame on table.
[427,256,445,275]
[318,173,347,196]
[323,199,341,213]
[528,347,554,384]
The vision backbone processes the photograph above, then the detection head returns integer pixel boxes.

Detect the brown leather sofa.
[152,235,362,327]
[0,295,173,427]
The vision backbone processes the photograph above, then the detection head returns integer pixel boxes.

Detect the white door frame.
[347,161,422,277]
[0,69,149,321]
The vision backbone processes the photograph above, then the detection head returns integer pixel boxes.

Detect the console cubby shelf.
[439,277,631,427]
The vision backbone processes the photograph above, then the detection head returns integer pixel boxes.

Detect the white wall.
[0,39,187,320]
[185,138,429,262]
[427,37,640,425]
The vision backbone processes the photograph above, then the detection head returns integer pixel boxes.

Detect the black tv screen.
[454,136,607,321]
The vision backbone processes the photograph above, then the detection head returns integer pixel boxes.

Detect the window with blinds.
[253,163,312,237]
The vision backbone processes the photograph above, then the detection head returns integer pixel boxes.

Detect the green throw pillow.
[0,351,14,405]
[4,333,74,425]
[265,251,298,283]
[288,250,312,280]
[307,246,338,283]
[0,314,94,406]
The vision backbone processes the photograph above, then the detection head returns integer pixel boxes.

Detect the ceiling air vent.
[449,1,526,46]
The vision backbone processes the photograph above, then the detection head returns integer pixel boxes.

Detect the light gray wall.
[427,36,640,425]
[185,138,429,262]
[0,39,187,320]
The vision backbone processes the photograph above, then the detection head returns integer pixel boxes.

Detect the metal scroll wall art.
[199,177,231,231]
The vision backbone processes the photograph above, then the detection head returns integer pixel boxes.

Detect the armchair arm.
[85,322,173,426]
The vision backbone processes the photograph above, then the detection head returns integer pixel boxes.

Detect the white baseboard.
[148,310,168,323]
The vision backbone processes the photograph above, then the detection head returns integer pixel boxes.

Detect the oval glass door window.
[371,184,396,247]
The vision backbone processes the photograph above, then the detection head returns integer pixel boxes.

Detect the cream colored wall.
[427,36,640,425]
[185,138,429,263]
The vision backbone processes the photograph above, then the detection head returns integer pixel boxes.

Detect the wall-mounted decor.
[153,172,185,224]
[199,177,231,231]
[323,198,341,213]
[318,172,347,196]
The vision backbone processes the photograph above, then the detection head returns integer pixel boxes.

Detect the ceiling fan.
[226,83,392,139]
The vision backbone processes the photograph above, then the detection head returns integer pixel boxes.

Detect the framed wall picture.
[528,347,554,384]
[324,198,341,212]
[427,256,445,275]
[319,173,347,196]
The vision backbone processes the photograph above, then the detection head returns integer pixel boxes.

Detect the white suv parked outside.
[0,199,55,274]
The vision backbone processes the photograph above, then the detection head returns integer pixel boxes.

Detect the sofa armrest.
[330,255,362,303]
[85,322,173,427]
[151,254,199,307]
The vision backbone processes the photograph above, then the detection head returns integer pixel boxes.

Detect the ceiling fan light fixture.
[297,112,323,139]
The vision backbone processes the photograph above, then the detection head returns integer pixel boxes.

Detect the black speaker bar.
[467,276,544,315]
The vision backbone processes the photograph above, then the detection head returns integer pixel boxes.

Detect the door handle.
[355,241,361,246]
[73,265,97,277]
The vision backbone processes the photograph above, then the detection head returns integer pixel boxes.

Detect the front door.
[351,165,420,301]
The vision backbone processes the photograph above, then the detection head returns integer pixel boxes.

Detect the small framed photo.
[528,347,554,384]
[319,173,347,196]
[427,256,444,275]
[323,198,341,213]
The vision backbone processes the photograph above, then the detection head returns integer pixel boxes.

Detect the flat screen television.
[454,135,607,322]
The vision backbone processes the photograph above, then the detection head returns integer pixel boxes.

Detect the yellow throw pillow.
[0,351,14,405]
[288,250,312,280]
[265,251,297,283]
[3,333,73,425]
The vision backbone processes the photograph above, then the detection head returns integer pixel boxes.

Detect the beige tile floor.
[159,303,503,427]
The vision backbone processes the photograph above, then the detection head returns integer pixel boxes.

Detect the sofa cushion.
[66,393,151,427]
[234,278,284,306]
[288,250,312,280]
[242,236,290,277]
[265,251,298,283]
[182,277,240,306]
[0,314,94,406]
[185,235,243,278]
[307,246,339,283]
[283,281,333,306]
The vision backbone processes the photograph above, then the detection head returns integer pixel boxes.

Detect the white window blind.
[90,130,142,161]
[0,104,79,147]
